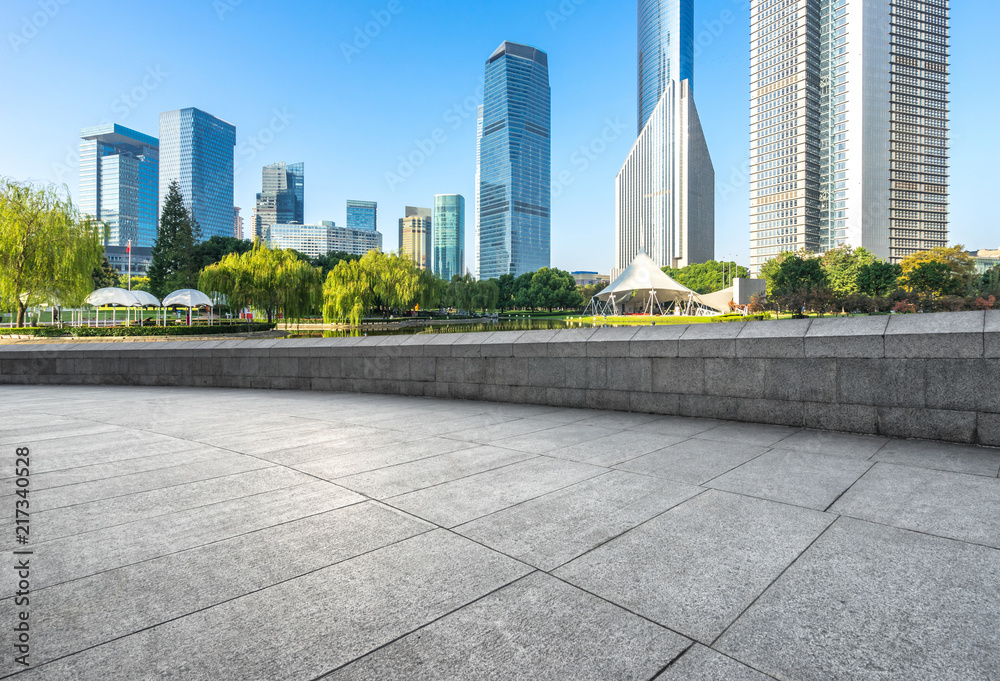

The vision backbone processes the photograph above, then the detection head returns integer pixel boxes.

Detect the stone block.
[836,358,925,408]
[703,358,765,399]
[736,318,811,358]
[803,402,879,435]
[762,358,837,403]
[977,412,1000,447]
[629,391,680,416]
[924,359,1000,413]
[877,406,977,444]
[585,390,631,411]
[805,315,888,358]
[408,358,437,383]
[885,310,985,358]
[449,333,484,358]
[546,328,595,357]
[527,357,566,388]
[512,329,560,357]
[678,322,744,358]
[651,357,705,395]
[735,397,805,428]
[678,394,738,421]
[628,324,686,359]
[605,357,652,392]
[450,382,484,401]
[985,310,1000,358]
[545,387,588,408]
[586,327,640,357]
[480,331,525,358]
[362,356,390,380]
[422,381,451,399]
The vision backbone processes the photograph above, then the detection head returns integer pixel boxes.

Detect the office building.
[158,107,236,242]
[233,206,243,239]
[347,200,378,232]
[475,105,484,278]
[968,248,1000,275]
[433,194,465,281]
[269,221,382,259]
[78,124,159,248]
[477,42,551,280]
[104,245,154,281]
[571,271,611,287]
[748,0,950,273]
[254,162,304,241]
[399,206,432,270]
[615,0,715,277]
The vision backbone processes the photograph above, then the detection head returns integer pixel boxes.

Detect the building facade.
[615,0,715,276]
[103,245,154,282]
[434,194,465,281]
[158,108,236,242]
[233,206,243,239]
[477,42,551,280]
[571,271,611,287]
[79,124,159,248]
[475,105,484,279]
[269,221,382,258]
[399,207,432,271]
[254,162,304,241]
[346,200,378,232]
[748,0,950,273]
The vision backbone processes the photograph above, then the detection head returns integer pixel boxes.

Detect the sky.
[1,0,995,274]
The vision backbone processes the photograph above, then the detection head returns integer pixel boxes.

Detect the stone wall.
[2,311,998,445]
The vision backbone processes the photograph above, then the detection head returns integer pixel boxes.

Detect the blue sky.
[1,0,995,273]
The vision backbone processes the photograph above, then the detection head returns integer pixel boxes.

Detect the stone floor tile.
[656,645,776,681]
[615,438,770,485]
[692,422,799,447]
[491,423,624,454]
[544,430,690,467]
[770,429,890,460]
[873,438,1000,477]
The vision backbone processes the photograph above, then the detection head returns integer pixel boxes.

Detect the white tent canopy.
[85,288,142,307]
[698,287,734,314]
[130,290,161,307]
[594,252,707,314]
[162,289,214,308]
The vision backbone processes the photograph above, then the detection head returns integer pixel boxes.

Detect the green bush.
[0,327,67,337]
[70,322,275,337]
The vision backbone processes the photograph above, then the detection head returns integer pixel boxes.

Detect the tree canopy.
[662,260,751,294]
[148,180,202,298]
[0,178,104,325]
[856,261,902,297]
[323,250,423,325]
[190,236,253,272]
[820,245,877,294]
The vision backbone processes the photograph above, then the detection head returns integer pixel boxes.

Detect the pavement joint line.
[5,519,440,675]
[828,510,1000,552]
[690,447,775,487]
[823,460,881,514]
[309,570,541,681]
[646,642,695,681]
[311,441,489,482]
[374,453,544,502]
[707,515,840,650]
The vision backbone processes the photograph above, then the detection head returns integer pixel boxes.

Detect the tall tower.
[474,105,483,279]
[477,42,551,280]
[254,162,304,241]
[748,0,949,273]
[158,108,235,242]
[434,194,465,281]
[79,124,159,248]
[615,0,714,276]
[399,206,432,270]
[346,200,378,232]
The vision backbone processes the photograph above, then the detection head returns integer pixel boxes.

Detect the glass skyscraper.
[748,0,949,272]
[254,162,304,241]
[78,124,159,248]
[399,207,432,270]
[434,194,465,281]
[615,0,714,275]
[158,108,236,242]
[346,200,378,232]
[477,41,551,280]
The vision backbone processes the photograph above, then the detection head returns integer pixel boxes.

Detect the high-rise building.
[475,105,484,279]
[477,42,551,280]
[233,206,243,239]
[158,108,236,242]
[254,162,304,241]
[748,0,949,273]
[269,221,382,258]
[78,124,160,248]
[346,200,378,232]
[399,206,432,270]
[434,194,465,281]
[615,0,714,276]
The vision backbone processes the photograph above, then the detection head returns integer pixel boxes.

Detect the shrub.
[69,322,275,337]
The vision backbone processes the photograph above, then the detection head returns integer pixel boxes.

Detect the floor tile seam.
[707,515,841,651]
[646,642,696,681]
[5,523,440,673]
[308,570,541,681]
[700,484,852,515]
[865,456,1000,479]
[362,413,529,436]
[541,489,713,574]
[374,454,547,502]
[1,478,334,553]
[650,644,782,681]
[316,441,495,484]
[826,510,1000,552]
[27,460,282,515]
[822,459,887,514]
[694,449,775,487]
[0,425,126,447]
[437,418,628,449]
[535,434,702,469]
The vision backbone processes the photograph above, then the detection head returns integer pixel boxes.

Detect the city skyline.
[2,0,993,272]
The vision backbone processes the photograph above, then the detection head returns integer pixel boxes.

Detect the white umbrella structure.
[162,289,215,326]
[593,252,718,316]
[129,290,162,326]
[85,287,142,327]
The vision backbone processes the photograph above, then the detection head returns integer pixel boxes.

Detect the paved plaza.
[1,384,999,680]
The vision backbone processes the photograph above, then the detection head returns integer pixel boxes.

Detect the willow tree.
[323,250,422,325]
[199,243,322,323]
[0,178,104,326]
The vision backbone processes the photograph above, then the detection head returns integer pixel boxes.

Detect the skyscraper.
[254,162,304,241]
[233,206,243,239]
[748,0,949,273]
[347,200,378,232]
[477,42,551,280]
[434,194,465,281]
[158,107,236,242]
[79,124,159,248]
[475,105,484,279]
[615,0,714,276]
[399,206,432,270]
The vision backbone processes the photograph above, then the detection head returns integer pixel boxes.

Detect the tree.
[322,250,422,325]
[821,245,877,294]
[311,251,361,279]
[900,260,964,297]
[199,243,323,323]
[759,251,798,296]
[900,246,975,281]
[189,235,253,272]
[662,260,751,294]
[526,268,583,312]
[0,178,104,326]
[148,180,202,298]
[130,276,152,293]
[771,254,828,297]
[857,261,902,297]
[495,274,517,311]
[978,265,1000,298]
[579,281,609,306]
[92,255,121,289]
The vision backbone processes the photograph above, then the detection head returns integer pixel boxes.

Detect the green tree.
[0,178,104,326]
[526,268,583,312]
[857,261,902,297]
[311,251,361,279]
[416,269,447,311]
[130,276,152,293]
[771,254,828,297]
[978,265,1000,298]
[900,260,964,297]
[759,251,797,297]
[190,236,253,272]
[148,180,202,298]
[662,260,751,294]
[322,250,422,324]
[821,245,877,294]
[495,274,517,311]
[92,255,121,289]
[900,246,975,281]
[199,243,323,323]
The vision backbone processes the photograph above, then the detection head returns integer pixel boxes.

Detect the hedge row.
[0,327,66,337]
[69,322,276,337]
